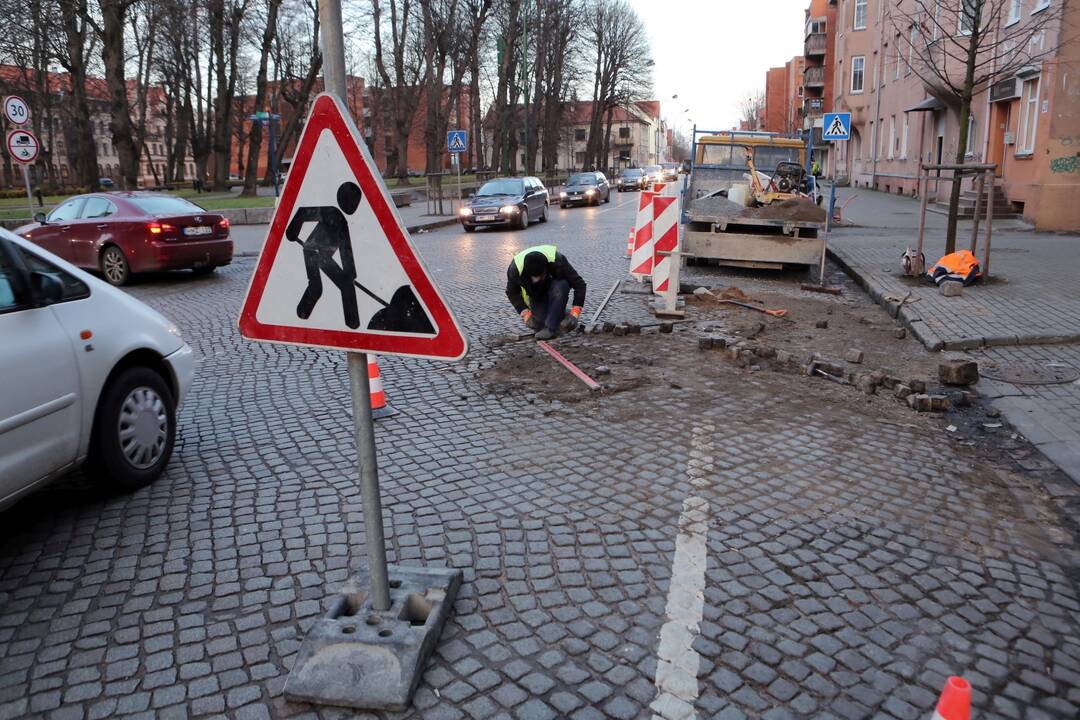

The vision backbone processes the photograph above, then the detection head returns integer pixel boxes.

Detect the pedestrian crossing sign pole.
[447,130,467,207]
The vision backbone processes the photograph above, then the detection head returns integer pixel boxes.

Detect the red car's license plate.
[183,226,212,236]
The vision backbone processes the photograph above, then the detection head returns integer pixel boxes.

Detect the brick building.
[803,0,838,170]
[831,0,1079,230]
[764,58,805,134]
[0,66,195,190]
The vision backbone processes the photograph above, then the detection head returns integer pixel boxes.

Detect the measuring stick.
[537,341,601,391]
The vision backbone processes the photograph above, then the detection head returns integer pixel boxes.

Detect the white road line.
[650,425,714,720]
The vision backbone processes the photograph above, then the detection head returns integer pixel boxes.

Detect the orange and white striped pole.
[630,190,657,280]
[368,355,397,420]
[651,196,679,295]
[624,227,634,259]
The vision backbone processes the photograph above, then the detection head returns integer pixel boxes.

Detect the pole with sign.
[447,130,467,209]
[247,111,282,197]
[819,112,851,284]
[240,0,467,710]
[4,96,36,220]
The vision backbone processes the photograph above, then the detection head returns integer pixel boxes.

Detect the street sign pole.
[318,0,391,613]
[21,163,32,219]
[268,117,279,198]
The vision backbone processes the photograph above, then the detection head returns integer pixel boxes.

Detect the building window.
[895,34,902,79]
[1007,0,1022,23]
[1033,0,1050,13]
[619,126,630,139]
[888,116,896,158]
[959,0,977,35]
[965,115,976,155]
[574,128,586,142]
[932,0,942,40]
[908,24,918,73]
[1019,77,1040,153]
[879,117,888,159]
[868,121,874,160]
[851,56,865,93]
[901,115,909,158]
[854,0,868,29]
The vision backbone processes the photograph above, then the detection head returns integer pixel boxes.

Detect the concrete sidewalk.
[827,186,1080,485]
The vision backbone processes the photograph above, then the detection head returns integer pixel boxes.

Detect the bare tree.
[270,0,322,174]
[893,0,1066,250]
[95,0,142,188]
[739,91,765,131]
[209,0,251,191]
[56,0,101,189]
[583,0,652,170]
[242,0,284,196]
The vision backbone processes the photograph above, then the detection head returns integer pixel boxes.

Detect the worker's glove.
[570,306,583,318]
[559,308,581,332]
[522,309,541,330]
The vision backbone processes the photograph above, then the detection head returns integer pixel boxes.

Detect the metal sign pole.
[319,0,391,613]
[269,118,280,198]
[22,164,33,219]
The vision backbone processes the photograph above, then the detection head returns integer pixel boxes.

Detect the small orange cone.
[931,676,971,720]
[625,228,634,258]
[368,356,397,420]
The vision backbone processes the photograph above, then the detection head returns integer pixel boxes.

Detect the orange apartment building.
[831,0,1080,230]
[764,57,805,135]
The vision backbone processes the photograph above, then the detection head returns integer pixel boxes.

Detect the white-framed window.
[1007,0,1023,23]
[965,115,976,155]
[895,34,902,79]
[932,0,942,40]
[901,115,909,158]
[854,0,868,30]
[888,116,896,158]
[1019,76,1040,153]
[877,51,884,87]
[851,56,865,93]
[1033,0,1050,13]
[868,121,875,159]
[908,24,917,73]
[959,0,978,35]
[880,118,888,158]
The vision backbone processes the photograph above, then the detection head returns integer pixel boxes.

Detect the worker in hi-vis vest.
[505,245,587,340]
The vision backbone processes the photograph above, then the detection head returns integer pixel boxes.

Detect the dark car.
[559,172,610,207]
[459,177,549,232]
[15,192,232,286]
[616,168,647,191]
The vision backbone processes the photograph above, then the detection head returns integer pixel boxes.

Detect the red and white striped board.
[630,190,658,279]
[651,196,679,294]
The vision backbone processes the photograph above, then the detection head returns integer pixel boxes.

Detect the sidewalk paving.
[827,186,1080,486]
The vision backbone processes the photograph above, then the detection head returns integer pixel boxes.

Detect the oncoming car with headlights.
[558,172,610,208]
[458,177,549,232]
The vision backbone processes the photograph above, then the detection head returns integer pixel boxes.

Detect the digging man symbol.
[285,181,435,335]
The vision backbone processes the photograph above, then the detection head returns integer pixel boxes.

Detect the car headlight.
[560,191,567,198]
[167,324,183,339]
[500,205,517,215]
[585,188,596,195]
[458,207,472,216]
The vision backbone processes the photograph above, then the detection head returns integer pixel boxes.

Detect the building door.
[988,103,1009,177]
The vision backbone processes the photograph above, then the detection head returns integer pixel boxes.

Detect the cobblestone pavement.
[2,192,1080,720]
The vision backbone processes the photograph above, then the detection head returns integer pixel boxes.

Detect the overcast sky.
[627,0,810,132]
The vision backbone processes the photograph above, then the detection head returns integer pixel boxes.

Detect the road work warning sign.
[238,93,467,360]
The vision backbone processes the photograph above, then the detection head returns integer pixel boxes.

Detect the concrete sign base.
[283,565,463,711]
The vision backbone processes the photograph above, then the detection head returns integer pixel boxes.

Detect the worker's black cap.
[522,251,548,278]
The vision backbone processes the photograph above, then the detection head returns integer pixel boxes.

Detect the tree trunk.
[59,1,99,189]
[946,3,982,252]
[243,0,283,197]
[100,0,141,189]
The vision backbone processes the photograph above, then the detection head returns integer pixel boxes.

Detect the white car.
[0,230,194,509]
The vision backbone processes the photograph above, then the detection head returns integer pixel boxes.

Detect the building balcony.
[805,66,825,88]
[805,33,827,57]
[804,97,824,118]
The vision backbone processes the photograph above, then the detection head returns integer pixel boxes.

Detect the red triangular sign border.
[238,93,467,361]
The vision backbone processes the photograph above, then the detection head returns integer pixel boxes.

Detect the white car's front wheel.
[88,367,176,490]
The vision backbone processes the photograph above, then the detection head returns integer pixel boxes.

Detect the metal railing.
[805,34,827,56]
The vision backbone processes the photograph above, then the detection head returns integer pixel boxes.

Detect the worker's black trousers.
[296,249,360,329]
[528,279,570,332]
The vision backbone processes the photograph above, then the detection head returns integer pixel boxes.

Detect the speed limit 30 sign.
[3,95,30,126]
[7,129,39,164]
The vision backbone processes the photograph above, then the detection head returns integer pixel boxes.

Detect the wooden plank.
[537,341,602,391]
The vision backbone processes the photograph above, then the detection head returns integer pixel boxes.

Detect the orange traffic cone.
[931,676,971,720]
[368,356,397,420]
[625,228,634,258]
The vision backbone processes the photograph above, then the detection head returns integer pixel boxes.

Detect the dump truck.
[681,129,826,271]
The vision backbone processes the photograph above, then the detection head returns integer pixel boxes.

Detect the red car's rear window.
[128,196,205,215]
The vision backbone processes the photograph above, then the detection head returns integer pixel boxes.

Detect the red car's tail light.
[147,222,176,236]
[217,217,230,229]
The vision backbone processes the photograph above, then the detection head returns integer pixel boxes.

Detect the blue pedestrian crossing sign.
[822,113,851,141]
[447,130,467,154]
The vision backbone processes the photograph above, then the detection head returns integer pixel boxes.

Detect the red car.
[16,192,233,286]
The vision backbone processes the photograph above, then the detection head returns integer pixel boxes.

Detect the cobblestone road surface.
[1,192,1079,720]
